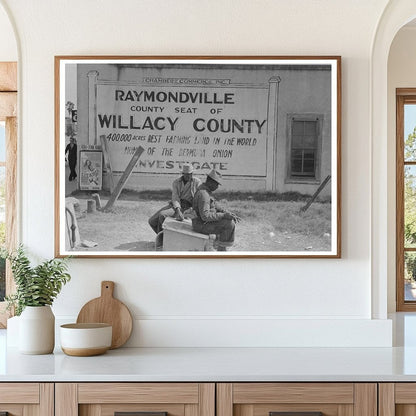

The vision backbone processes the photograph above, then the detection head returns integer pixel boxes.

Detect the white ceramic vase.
[19,306,55,354]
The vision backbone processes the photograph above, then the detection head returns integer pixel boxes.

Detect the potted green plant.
[4,245,71,354]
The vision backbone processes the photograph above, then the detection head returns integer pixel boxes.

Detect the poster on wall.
[55,56,341,258]
[79,150,103,191]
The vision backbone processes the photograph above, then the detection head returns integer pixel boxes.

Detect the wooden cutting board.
[76,281,133,349]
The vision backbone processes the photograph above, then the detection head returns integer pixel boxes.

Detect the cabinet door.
[217,383,377,416]
[55,383,215,416]
[379,383,416,416]
[0,383,53,416]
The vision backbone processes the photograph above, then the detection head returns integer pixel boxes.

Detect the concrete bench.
[162,217,216,251]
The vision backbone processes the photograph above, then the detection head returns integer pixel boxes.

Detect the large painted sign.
[94,79,272,176]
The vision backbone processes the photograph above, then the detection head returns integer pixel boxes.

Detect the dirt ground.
[71,195,332,253]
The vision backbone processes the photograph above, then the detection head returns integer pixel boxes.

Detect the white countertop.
[2,345,416,382]
[3,313,416,382]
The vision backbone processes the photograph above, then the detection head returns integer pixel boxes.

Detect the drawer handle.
[115,412,168,416]
[270,413,323,416]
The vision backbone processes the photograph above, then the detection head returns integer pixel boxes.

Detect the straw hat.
[207,169,222,185]
[181,164,194,174]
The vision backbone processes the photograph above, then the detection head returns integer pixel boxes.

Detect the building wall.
[71,62,332,196]
[0,0,394,347]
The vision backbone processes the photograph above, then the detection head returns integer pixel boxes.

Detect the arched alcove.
[387,21,416,313]
[372,0,416,318]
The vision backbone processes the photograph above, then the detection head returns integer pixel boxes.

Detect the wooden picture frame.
[55,56,341,258]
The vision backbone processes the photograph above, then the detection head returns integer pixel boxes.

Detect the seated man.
[148,164,202,239]
[192,169,240,251]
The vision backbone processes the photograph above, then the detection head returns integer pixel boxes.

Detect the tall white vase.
[19,306,55,354]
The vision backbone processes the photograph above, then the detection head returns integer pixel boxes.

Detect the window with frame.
[288,116,321,181]
[0,121,6,299]
[396,89,416,311]
[0,62,17,326]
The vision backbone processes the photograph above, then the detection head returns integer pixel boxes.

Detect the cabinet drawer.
[0,383,39,403]
[56,383,215,416]
[217,383,376,416]
[0,383,53,415]
[78,383,200,404]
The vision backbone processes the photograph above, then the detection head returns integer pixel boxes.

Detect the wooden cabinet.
[55,383,215,416]
[53,382,380,416]
[0,380,412,416]
[217,383,377,416]
[379,383,416,416]
[0,383,53,415]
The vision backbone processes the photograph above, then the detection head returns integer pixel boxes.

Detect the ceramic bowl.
[60,323,112,356]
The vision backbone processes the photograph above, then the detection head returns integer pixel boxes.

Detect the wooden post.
[91,193,102,210]
[87,199,96,213]
[103,146,145,212]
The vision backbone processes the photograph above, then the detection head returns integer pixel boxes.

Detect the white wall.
[0,3,16,61]
[0,0,394,347]
[387,26,416,312]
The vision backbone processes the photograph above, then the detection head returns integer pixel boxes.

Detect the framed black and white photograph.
[55,56,341,258]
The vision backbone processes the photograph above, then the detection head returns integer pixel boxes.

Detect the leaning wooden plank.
[103,146,144,212]
[301,174,331,212]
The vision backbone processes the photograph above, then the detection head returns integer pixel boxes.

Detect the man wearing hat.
[192,169,240,251]
[148,163,202,237]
